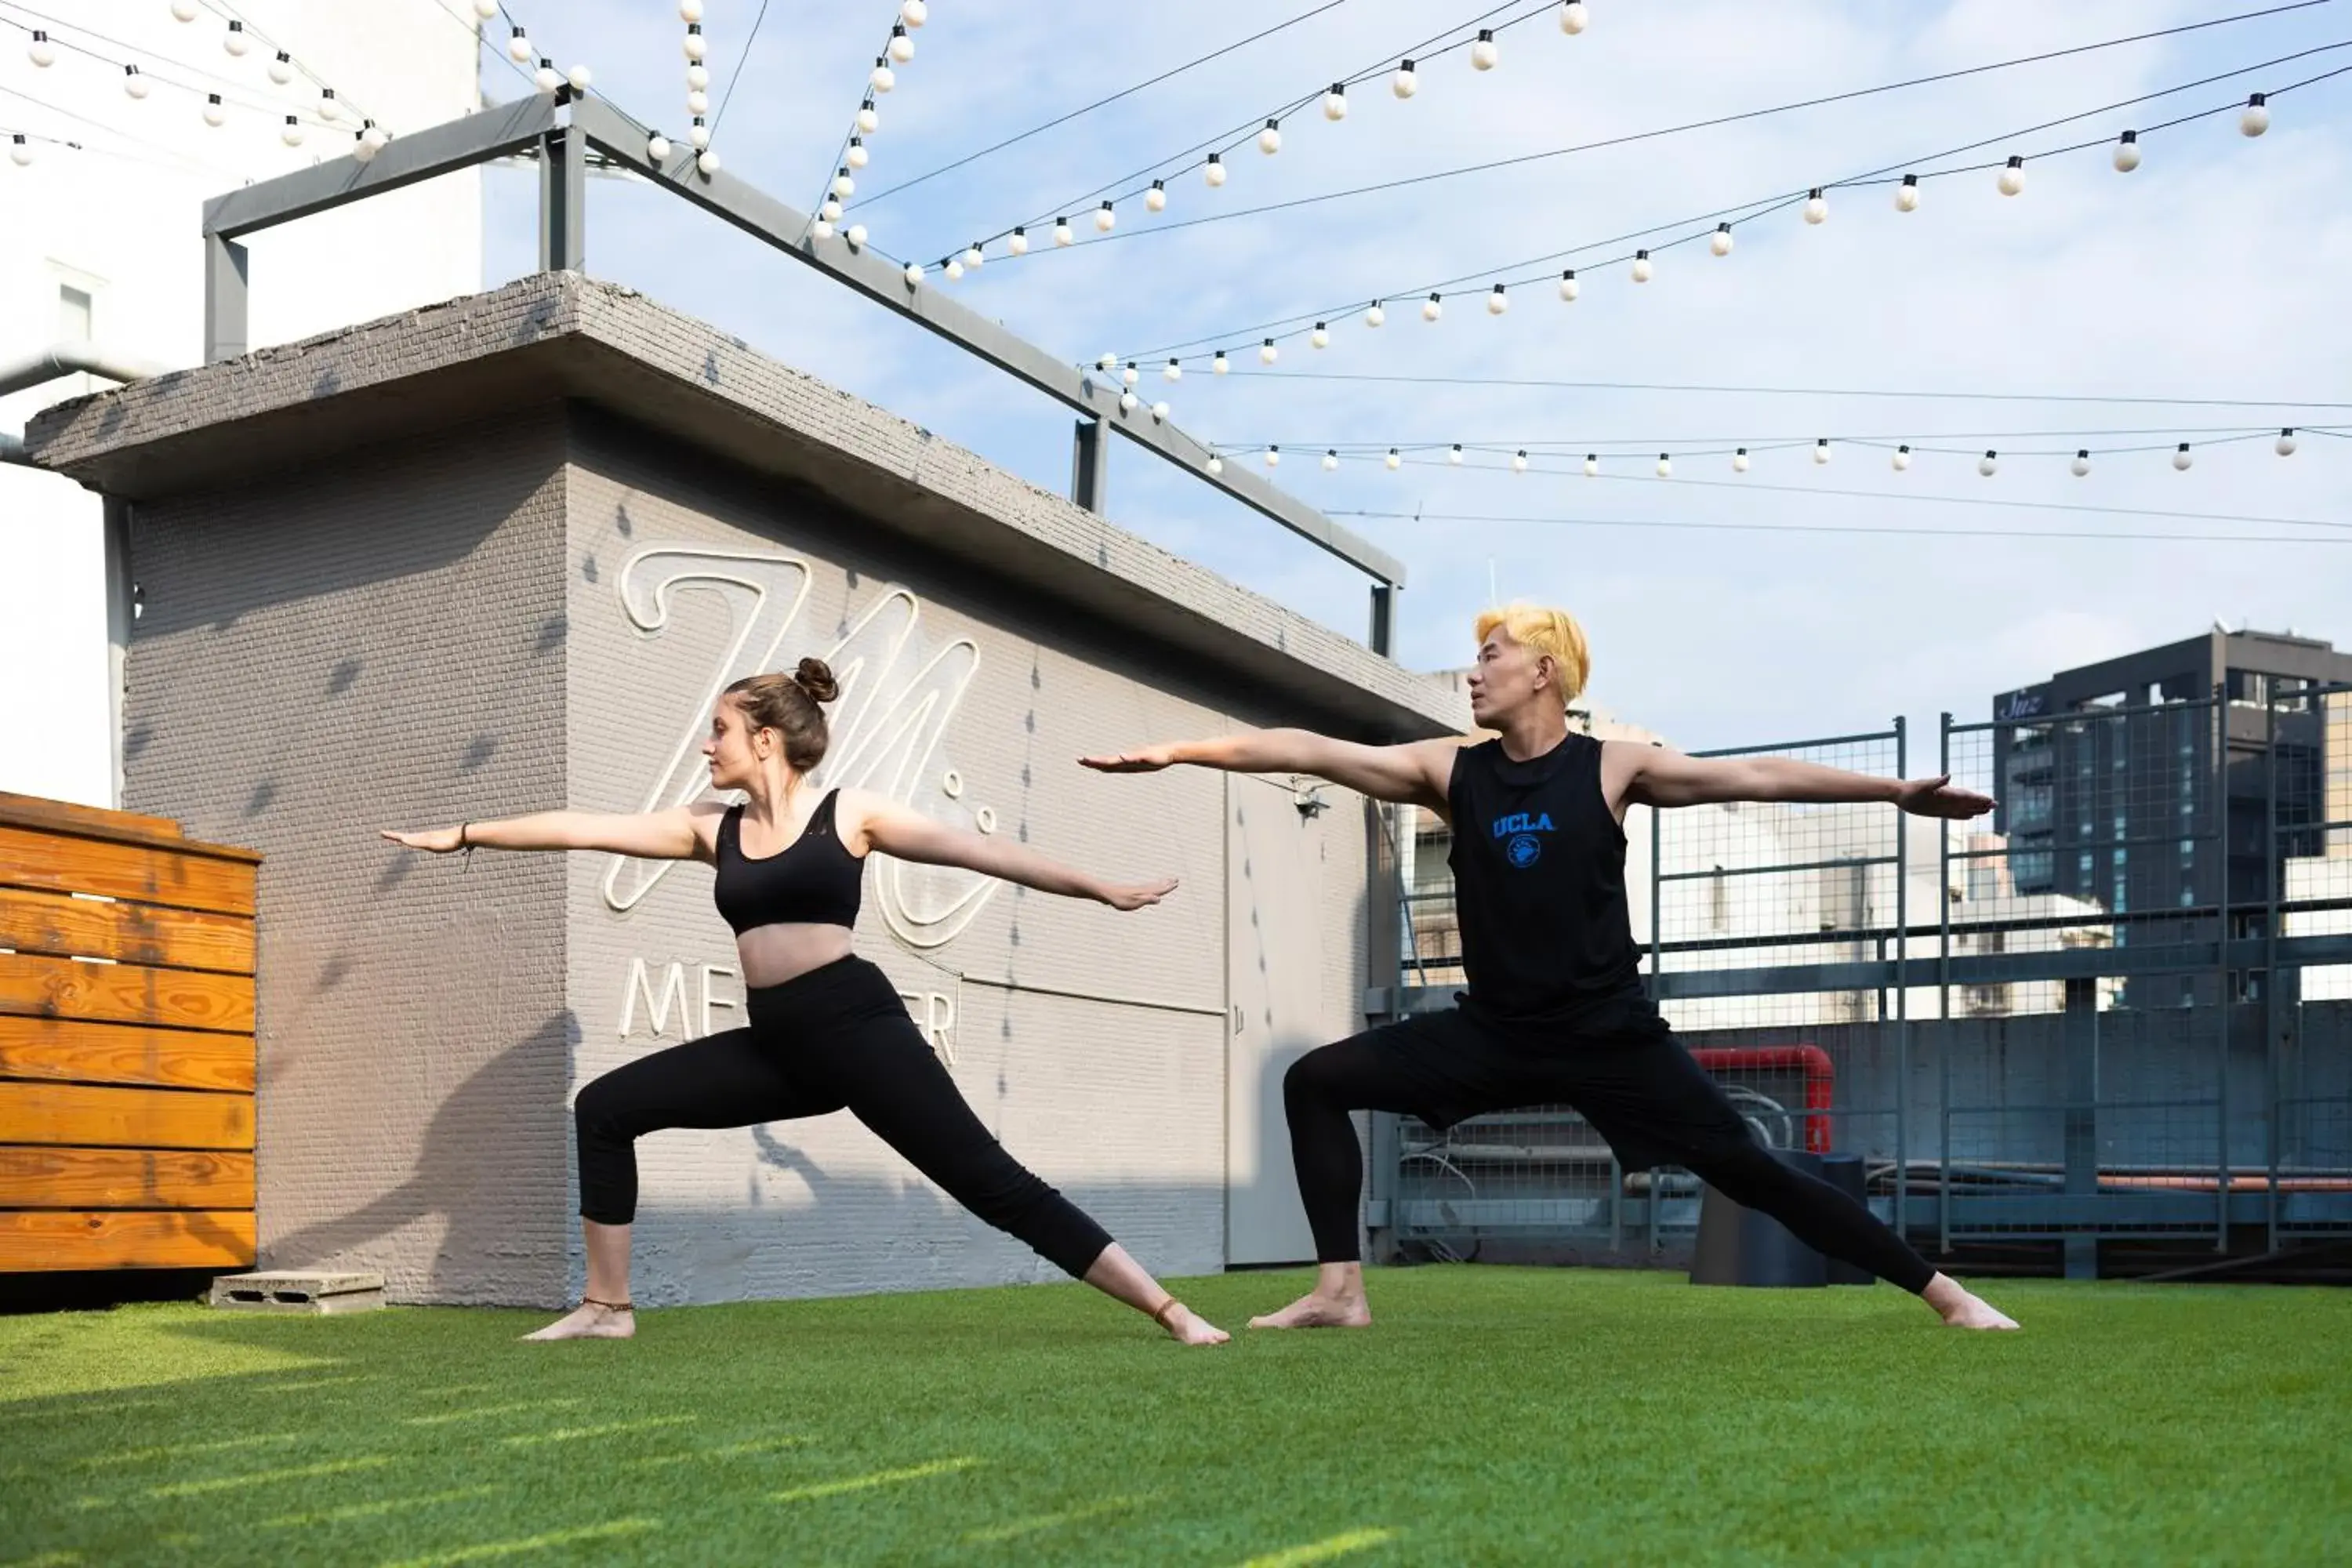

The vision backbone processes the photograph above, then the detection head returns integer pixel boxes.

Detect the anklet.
[583,1296,633,1312]
[1151,1298,1185,1330]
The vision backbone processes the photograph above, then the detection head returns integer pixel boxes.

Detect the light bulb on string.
[648,132,671,162]
[1512,450,1529,473]
[319,92,343,126]
[1422,292,1443,322]
[2173,442,2194,470]
[1631,250,1653,282]
[358,122,388,160]
[29,29,56,67]
[1207,455,1224,475]
[1561,1,1589,33]
[689,118,710,149]
[1392,59,1418,98]
[474,0,498,16]
[696,149,720,175]
[1265,445,1280,468]
[1097,354,1118,371]
[1892,445,1911,472]
[1448,445,1465,465]
[1998,155,2025,196]
[1311,322,1330,348]
[1119,390,1137,411]
[1146,180,1167,212]
[1007,227,1028,255]
[1386,448,1402,470]
[1323,83,1347,122]
[1151,401,1169,422]
[1204,153,1226,187]
[964,244,985,270]
[1559,269,1580,302]
[857,100,879,134]
[1258,118,1282,154]
[1895,174,1920,211]
[687,89,710,115]
[1814,438,1832,466]
[2277,428,2298,457]
[568,65,593,93]
[845,223,867,248]
[1487,285,1508,315]
[125,66,150,100]
[536,60,562,95]
[685,26,710,62]
[172,0,199,20]
[1163,359,1181,382]
[846,137,868,169]
[1732,448,1750,473]
[9,134,31,166]
[1365,300,1386,327]
[1472,29,1499,70]
[203,93,225,127]
[1120,361,1138,387]
[268,52,294,86]
[888,24,914,64]
[833,168,855,199]
[903,262,924,285]
[1094,200,1115,231]
[1978,450,1999,477]
[870,57,895,92]
[1710,223,1733,256]
[1054,217,1073,246]
[1259,338,1279,365]
[1212,350,1230,375]
[2113,131,2140,172]
[1323,450,1340,471]
[688,64,710,90]
[820,212,843,238]
[1803,187,1828,224]
[1656,453,1673,477]
[510,27,534,64]
[2241,93,2269,136]
[223,21,248,57]
[2071,449,2092,477]
[902,0,927,27]
[281,115,304,147]
[681,0,704,19]
[1583,454,1599,477]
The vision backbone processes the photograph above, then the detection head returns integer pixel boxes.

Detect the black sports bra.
[713,791,865,934]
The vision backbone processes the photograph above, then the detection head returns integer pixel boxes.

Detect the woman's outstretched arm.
[840,792,1174,910]
[379,802,724,862]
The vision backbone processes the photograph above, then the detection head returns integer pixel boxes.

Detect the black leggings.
[1286,1005,1937,1294]
[572,956,1114,1279]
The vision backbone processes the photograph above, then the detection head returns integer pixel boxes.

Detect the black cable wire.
[1211,372,2352,412]
[850,0,1356,212]
[1324,506,2352,547]
[1114,46,2352,359]
[710,0,773,138]
[0,5,352,125]
[1228,423,2347,450]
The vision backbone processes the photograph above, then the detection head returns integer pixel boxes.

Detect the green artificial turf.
[2,1266,2345,1566]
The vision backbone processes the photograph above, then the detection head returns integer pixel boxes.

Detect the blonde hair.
[1473,602,1591,705]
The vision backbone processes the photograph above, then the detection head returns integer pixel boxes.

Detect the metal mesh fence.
[1376,688,2352,1264]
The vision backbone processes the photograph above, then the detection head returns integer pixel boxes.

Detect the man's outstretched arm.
[1081,730,1457,812]
[1613,742,1994,818]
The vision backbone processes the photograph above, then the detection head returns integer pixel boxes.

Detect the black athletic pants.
[572,955,1114,1279]
[1287,987,1936,1293]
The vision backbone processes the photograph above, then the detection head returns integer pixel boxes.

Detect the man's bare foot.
[1923,1273,2020,1331]
[1247,1290,1372,1330]
[522,1302,635,1341]
[1158,1303,1230,1346]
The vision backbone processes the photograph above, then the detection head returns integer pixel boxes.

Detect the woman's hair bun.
[792,657,840,705]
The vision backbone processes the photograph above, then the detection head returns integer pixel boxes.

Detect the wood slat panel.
[0,791,184,842]
[0,1082,252,1149]
[0,1148,253,1209]
[0,1017,254,1091]
[0,1209,255,1272]
[0,826,257,915]
[0,887,255,974]
[0,953,254,1033]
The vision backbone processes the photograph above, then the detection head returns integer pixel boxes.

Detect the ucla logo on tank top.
[1492,810,1555,869]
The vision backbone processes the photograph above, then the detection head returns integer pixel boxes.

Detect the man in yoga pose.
[1083,604,2017,1331]
[387,658,1226,1345]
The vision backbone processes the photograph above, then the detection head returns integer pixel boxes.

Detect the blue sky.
[473,0,2352,752]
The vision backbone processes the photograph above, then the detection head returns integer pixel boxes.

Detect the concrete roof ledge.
[24,273,1468,742]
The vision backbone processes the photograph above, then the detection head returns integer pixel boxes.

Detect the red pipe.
[1691,1045,1835,1154]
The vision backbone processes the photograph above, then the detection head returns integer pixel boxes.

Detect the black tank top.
[1446,733,1641,1022]
[713,791,864,933]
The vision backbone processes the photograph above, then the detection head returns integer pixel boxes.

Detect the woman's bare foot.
[1923,1273,2020,1330]
[1159,1303,1230,1346]
[1248,1289,1372,1330]
[522,1301,636,1341]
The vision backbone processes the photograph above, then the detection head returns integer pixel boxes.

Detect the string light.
[1978,450,2000,476]
[1561,2,1590,34]
[1146,178,1167,212]
[1095,199,1116,231]
[871,57,895,93]
[280,114,303,147]
[1656,453,1672,477]
[1487,284,1508,315]
[1803,187,1828,224]
[942,256,963,281]
[1008,226,1028,254]
[9,133,31,167]
[1120,389,1138,411]
[27,28,53,67]
[2241,92,2270,135]
[690,118,710,150]
[845,223,868,246]
[1205,152,1226,187]
[2277,427,2298,456]
[1583,454,1599,477]
[1265,445,1280,467]
[1512,449,1530,472]
[902,1,928,28]
[2072,449,2092,476]
[688,88,710,116]
[903,261,924,284]
[1471,29,1500,70]
[202,93,223,127]
[1323,83,1348,122]
[858,100,880,134]
[1054,216,1073,245]
[1097,353,1118,370]
[1814,439,1832,466]
[1386,448,1402,470]
[2113,130,2141,171]
[1323,449,1340,470]
[535,59,562,96]
[1631,250,1653,282]
[477,0,500,18]
[648,132,671,162]
[123,65,148,100]
[965,243,986,269]
[688,64,710,90]
[1213,350,1230,374]
[269,51,294,86]
[888,24,914,64]
[1260,337,1279,364]
[1733,448,1750,472]
[1449,444,1465,464]
[1895,173,1921,211]
[1422,292,1443,322]
[681,0,705,19]
[1998,154,2026,195]
[354,121,387,162]
[1120,361,1138,386]
[1365,300,1385,326]
[172,1,199,20]
[1207,455,1224,474]
[1151,400,1170,421]
[1258,118,1282,155]
[833,168,855,198]
[814,218,837,240]
[1311,322,1330,348]
[2173,441,2194,470]
[847,137,869,169]
[1893,445,1913,471]
[1559,269,1579,302]
[1164,358,1181,382]
[223,20,247,58]
[510,27,533,64]
[1710,222,1733,256]
[1392,59,1417,98]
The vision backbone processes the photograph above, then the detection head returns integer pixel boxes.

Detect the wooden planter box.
[0,792,260,1272]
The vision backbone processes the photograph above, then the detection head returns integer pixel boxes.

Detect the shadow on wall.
[263,1011,574,1307]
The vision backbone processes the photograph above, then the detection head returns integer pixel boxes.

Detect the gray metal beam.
[539,127,586,273]
[204,234,249,361]
[565,97,1405,590]
[203,95,561,239]
[1070,416,1107,514]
